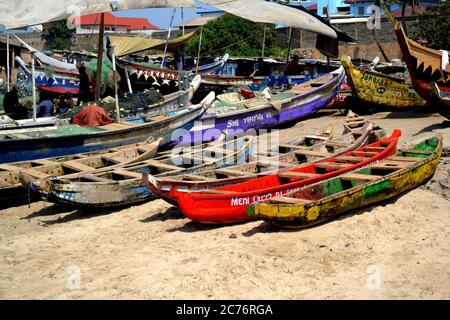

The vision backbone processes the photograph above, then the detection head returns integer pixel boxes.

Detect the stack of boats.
[1,105,442,229]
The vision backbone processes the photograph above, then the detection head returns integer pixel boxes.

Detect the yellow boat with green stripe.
[341,56,428,109]
[247,135,442,228]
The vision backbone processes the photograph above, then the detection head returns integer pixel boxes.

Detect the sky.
[114,3,214,30]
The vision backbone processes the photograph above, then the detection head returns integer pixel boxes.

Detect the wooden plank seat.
[145,160,183,171]
[258,160,297,168]
[352,151,378,157]
[341,173,382,181]
[399,149,433,155]
[0,164,22,172]
[277,171,320,179]
[63,161,97,172]
[389,156,422,162]
[111,170,142,179]
[369,162,405,170]
[215,169,258,177]
[364,146,385,151]
[31,159,55,165]
[335,155,367,163]
[315,162,353,169]
[270,196,312,205]
[20,168,49,179]
[294,150,331,157]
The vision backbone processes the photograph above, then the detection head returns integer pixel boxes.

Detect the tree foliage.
[185,14,280,57]
[41,20,75,50]
[412,2,450,50]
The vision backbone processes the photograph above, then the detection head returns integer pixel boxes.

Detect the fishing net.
[83,56,114,94]
[59,88,165,120]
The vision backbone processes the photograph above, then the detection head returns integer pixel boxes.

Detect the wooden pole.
[161,8,177,69]
[195,27,203,74]
[181,7,185,36]
[95,13,105,101]
[125,67,133,94]
[6,31,10,92]
[110,45,120,123]
[286,27,293,63]
[31,52,37,121]
[262,27,266,58]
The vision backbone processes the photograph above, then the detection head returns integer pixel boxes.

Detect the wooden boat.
[0,77,207,164]
[16,57,95,96]
[394,22,450,117]
[341,56,427,109]
[116,54,229,92]
[0,137,163,208]
[169,129,401,224]
[31,134,255,209]
[248,135,442,228]
[144,115,384,205]
[175,67,346,146]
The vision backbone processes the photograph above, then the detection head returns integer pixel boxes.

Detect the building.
[71,12,160,34]
[344,0,439,17]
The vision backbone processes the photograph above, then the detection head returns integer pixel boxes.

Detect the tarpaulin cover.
[202,0,337,39]
[0,0,197,30]
[109,31,197,57]
[72,104,113,127]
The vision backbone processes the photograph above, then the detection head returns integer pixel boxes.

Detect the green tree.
[42,20,75,50]
[185,14,280,57]
[412,2,450,50]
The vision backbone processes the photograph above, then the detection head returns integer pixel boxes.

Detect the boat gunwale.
[253,135,442,212]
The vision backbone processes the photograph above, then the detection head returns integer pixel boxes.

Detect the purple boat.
[171,67,345,146]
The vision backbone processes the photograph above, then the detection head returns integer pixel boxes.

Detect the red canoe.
[170,130,401,224]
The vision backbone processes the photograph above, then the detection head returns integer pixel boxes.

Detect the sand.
[0,110,449,300]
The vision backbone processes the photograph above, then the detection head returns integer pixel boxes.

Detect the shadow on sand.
[140,206,184,223]
[413,120,450,136]
[241,194,407,237]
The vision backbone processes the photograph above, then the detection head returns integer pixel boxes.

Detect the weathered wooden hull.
[0,137,163,209]
[36,135,254,209]
[341,56,427,108]
[175,68,346,146]
[145,119,378,205]
[394,22,450,117]
[0,77,202,164]
[116,55,228,91]
[248,136,442,228]
[16,58,94,95]
[170,130,401,224]
[0,104,204,164]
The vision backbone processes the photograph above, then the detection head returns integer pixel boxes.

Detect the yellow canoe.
[341,56,428,108]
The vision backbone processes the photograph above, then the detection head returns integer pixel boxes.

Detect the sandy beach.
[0,110,449,300]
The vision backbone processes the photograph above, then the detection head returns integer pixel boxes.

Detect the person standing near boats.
[76,64,91,106]
[284,55,301,76]
[3,85,28,120]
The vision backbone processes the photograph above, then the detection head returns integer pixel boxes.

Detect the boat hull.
[176,69,345,146]
[250,137,442,228]
[341,56,427,108]
[171,130,400,224]
[0,106,204,164]
[38,136,253,209]
[394,22,450,116]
